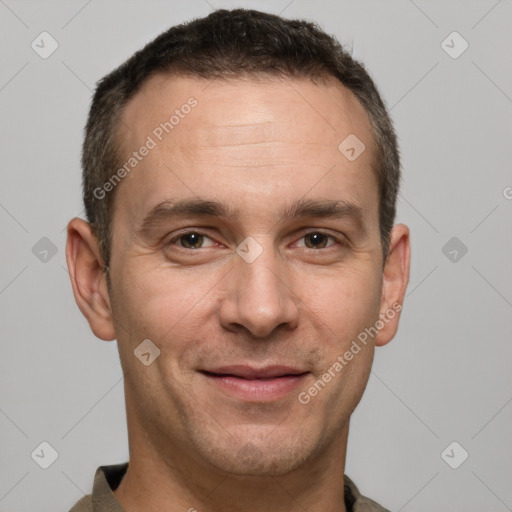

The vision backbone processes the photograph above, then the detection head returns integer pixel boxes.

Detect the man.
[66,8,410,512]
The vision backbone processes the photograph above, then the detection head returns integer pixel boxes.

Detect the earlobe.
[66,218,116,341]
[374,223,411,347]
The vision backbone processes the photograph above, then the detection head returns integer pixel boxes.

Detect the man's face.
[106,74,389,475]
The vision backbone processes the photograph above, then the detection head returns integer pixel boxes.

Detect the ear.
[374,223,411,347]
[65,217,116,341]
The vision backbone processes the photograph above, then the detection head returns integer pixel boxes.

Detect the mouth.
[199,365,310,402]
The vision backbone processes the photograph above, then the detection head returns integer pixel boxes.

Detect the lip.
[200,365,309,402]
[204,365,307,379]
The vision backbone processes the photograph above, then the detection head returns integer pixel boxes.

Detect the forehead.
[121,72,375,150]
[114,73,379,227]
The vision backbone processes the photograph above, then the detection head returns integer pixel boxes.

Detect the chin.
[194,428,317,477]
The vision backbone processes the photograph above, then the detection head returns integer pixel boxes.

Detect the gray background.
[1,0,511,510]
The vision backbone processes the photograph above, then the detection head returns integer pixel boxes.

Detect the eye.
[296,231,341,249]
[168,231,216,249]
[166,230,344,253]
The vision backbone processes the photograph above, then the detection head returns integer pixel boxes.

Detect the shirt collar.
[85,462,389,512]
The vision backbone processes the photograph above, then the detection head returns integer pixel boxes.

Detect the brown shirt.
[69,463,390,512]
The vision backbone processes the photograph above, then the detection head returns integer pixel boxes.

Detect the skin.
[66,74,410,512]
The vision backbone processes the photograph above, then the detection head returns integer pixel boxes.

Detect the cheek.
[301,266,380,426]
[112,263,221,352]
[299,263,382,347]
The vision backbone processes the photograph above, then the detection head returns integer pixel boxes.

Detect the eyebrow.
[139,197,366,234]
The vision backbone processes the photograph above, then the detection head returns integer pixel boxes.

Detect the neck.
[114,401,349,512]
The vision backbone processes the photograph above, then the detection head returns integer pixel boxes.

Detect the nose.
[218,241,300,339]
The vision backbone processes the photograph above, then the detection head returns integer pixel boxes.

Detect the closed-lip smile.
[200,365,309,401]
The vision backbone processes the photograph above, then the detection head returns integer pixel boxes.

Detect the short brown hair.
[82,8,400,268]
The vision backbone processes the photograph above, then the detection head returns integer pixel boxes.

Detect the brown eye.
[167,231,217,250]
[303,232,330,249]
[179,232,204,249]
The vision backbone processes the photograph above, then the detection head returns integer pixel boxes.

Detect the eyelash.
[166,230,347,250]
